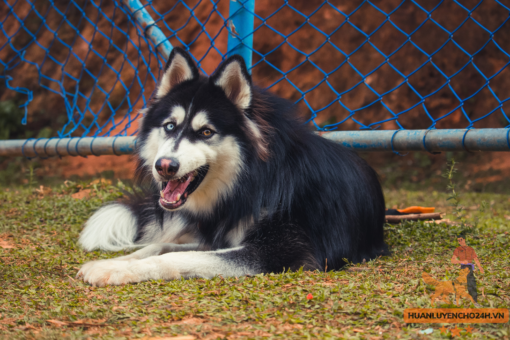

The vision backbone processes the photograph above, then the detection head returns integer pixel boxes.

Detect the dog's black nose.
[155,157,179,177]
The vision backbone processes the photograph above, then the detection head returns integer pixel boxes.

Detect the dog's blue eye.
[164,123,175,131]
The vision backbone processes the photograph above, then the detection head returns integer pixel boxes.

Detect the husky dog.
[77,48,387,287]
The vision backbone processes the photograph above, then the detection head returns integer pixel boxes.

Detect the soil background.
[1,0,510,188]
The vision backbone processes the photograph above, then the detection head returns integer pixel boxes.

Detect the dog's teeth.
[160,190,164,198]
[193,170,198,176]
[176,194,181,201]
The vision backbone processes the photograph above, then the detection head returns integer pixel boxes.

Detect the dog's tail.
[78,203,140,251]
[422,272,440,286]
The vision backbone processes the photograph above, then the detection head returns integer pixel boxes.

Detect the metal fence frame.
[1,0,509,157]
[1,128,510,158]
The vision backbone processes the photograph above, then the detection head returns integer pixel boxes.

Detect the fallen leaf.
[347,267,371,272]
[424,218,462,226]
[90,178,112,185]
[72,189,92,199]
[148,337,196,340]
[47,320,68,327]
[35,185,52,196]
[47,319,107,327]
[178,318,203,325]
[0,239,15,249]
[19,324,37,331]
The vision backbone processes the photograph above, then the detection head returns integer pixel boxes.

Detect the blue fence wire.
[1,0,163,139]
[1,0,510,143]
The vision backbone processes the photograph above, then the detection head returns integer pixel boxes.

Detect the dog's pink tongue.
[163,175,192,202]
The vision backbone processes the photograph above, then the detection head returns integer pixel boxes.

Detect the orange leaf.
[47,320,69,327]
[71,189,92,199]
[35,185,52,196]
[90,178,112,185]
[148,337,196,340]
[0,240,15,249]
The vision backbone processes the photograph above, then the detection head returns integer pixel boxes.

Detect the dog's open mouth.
[159,165,209,210]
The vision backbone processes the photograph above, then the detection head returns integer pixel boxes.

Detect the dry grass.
[0,179,509,339]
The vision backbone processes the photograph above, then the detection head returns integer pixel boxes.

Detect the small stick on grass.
[385,213,442,223]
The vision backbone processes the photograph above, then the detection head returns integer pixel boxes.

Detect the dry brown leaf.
[148,336,196,340]
[71,189,92,199]
[424,218,465,226]
[90,178,112,185]
[0,239,15,249]
[35,185,52,196]
[321,282,336,286]
[47,319,107,327]
[253,330,272,336]
[19,324,37,330]
[347,267,371,272]
[47,320,68,327]
[178,318,203,325]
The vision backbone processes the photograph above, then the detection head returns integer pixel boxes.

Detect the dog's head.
[457,267,471,281]
[137,48,269,214]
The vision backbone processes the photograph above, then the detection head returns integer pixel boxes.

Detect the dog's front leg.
[116,243,202,261]
[78,246,258,286]
[77,243,201,282]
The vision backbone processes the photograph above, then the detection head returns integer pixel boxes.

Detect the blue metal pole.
[320,129,510,152]
[0,137,137,158]
[2,130,510,157]
[227,0,255,71]
[122,0,173,59]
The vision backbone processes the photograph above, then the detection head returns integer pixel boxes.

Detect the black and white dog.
[77,48,388,286]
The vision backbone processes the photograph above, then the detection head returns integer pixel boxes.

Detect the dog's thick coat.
[78,48,388,286]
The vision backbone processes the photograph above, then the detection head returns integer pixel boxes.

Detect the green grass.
[0,179,509,339]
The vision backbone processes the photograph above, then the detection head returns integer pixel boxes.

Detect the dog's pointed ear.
[156,47,199,98]
[210,55,252,110]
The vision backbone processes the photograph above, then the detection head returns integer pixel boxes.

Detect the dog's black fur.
[78,48,388,282]
[134,49,386,271]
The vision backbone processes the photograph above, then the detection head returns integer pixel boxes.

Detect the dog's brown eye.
[200,129,213,137]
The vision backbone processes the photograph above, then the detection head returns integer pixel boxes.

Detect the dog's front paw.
[78,260,137,287]
[77,259,103,279]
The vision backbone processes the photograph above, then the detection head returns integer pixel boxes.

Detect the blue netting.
[1,0,510,139]
[1,0,163,138]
